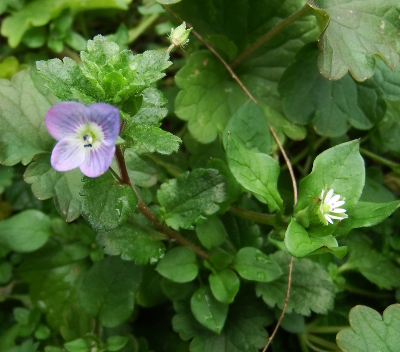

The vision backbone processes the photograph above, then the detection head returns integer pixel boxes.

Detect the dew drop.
[337,16,340,20]
[257,272,267,281]
[380,21,385,29]
[349,10,353,14]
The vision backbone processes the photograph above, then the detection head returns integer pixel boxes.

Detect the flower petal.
[325,214,334,224]
[324,189,334,203]
[328,214,346,220]
[45,102,89,140]
[87,103,120,146]
[329,194,341,204]
[320,189,325,199]
[331,208,346,213]
[79,144,116,178]
[332,200,345,208]
[51,138,86,172]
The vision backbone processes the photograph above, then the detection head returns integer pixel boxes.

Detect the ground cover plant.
[1,0,400,351]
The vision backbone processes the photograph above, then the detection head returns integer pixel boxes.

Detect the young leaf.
[337,304,400,352]
[308,0,400,81]
[209,269,240,304]
[195,216,226,250]
[79,256,143,327]
[232,247,283,283]
[190,286,228,334]
[156,247,198,283]
[226,136,283,213]
[284,219,347,259]
[157,168,228,230]
[97,223,165,265]
[279,43,385,137]
[0,210,51,252]
[256,251,335,315]
[0,70,55,166]
[106,336,129,352]
[81,172,137,231]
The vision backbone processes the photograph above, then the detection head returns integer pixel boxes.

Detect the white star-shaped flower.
[318,189,348,225]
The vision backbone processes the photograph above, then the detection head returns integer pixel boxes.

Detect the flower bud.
[169,22,191,49]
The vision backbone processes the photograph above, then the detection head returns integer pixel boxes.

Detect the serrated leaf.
[125,149,157,188]
[226,136,283,213]
[0,210,51,252]
[156,247,198,283]
[157,168,228,230]
[97,223,165,265]
[284,219,347,258]
[256,251,335,316]
[279,43,385,137]
[308,0,400,81]
[232,247,283,283]
[209,269,240,304]
[1,0,132,47]
[0,70,55,166]
[195,216,226,250]
[79,256,143,327]
[123,124,181,155]
[343,233,400,290]
[81,172,137,231]
[337,304,400,352]
[190,286,228,334]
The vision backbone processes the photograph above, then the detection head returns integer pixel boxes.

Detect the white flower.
[317,189,348,225]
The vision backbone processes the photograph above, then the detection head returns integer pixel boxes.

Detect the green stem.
[115,147,210,260]
[307,334,341,351]
[230,4,312,68]
[336,262,353,274]
[297,334,310,352]
[334,280,393,299]
[127,218,168,240]
[306,326,349,334]
[77,13,90,39]
[128,13,160,44]
[360,147,400,174]
[228,206,287,226]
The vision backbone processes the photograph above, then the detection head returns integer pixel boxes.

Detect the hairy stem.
[229,206,288,226]
[128,13,160,44]
[360,147,400,174]
[307,334,341,351]
[230,4,312,68]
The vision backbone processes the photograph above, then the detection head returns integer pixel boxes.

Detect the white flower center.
[76,121,104,150]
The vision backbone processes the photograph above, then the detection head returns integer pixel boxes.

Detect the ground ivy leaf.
[157,168,228,230]
[195,216,226,250]
[208,269,240,304]
[343,233,400,290]
[279,44,385,137]
[190,286,228,334]
[226,136,283,213]
[156,247,198,283]
[337,304,400,352]
[295,140,365,215]
[256,251,335,316]
[173,288,271,352]
[0,70,55,165]
[0,210,51,252]
[123,124,181,155]
[79,256,143,328]
[308,0,400,81]
[81,172,137,231]
[284,219,347,259]
[97,223,165,265]
[233,247,283,283]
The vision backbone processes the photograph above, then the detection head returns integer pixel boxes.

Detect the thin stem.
[307,334,341,351]
[262,256,294,352]
[229,206,287,226]
[334,281,393,299]
[128,13,160,44]
[360,147,400,174]
[230,4,312,68]
[306,326,349,334]
[109,167,123,183]
[304,338,338,352]
[115,147,210,260]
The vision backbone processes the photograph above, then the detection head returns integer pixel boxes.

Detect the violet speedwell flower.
[317,188,348,225]
[45,102,120,178]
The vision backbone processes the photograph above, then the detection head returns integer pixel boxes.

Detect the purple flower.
[45,102,120,178]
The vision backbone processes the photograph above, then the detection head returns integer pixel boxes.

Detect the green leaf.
[106,336,129,352]
[0,70,55,165]
[195,216,226,250]
[0,166,13,193]
[377,100,400,154]
[123,124,181,155]
[190,286,228,334]
[79,256,143,327]
[1,0,132,47]
[157,168,228,230]
[173,288,271,352]
[337,304,400,352]
[136,266,167,307]
[81,172,137,231]
[0,261,12,283]
[209,269,240,304]
[232,247,283,283]
[279,43,385,137]
[223,101,271,154]
[97,223,165,265]
[365,59,400,101]
[125,149,157,188]
[308,0,400,81]
[64,338,90,352]
[24,154,83,222]
[226,136,283,213]
[295,140,365,215]
[284,219,347,258]
[343,233,400,290]
[156,247,198,283]
[278,312,306,334]
[60,305,94,342]
[256,251,335,315]
[0,210,51,252]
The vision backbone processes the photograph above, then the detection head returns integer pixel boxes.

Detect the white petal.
[329,194,341,204]
[328,214,346,220]
[320,189,325,199]
[332,200,345,208]
[331,208,346,213]
[325,189,334,203]
[325,214,334,224]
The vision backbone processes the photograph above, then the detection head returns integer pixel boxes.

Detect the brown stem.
[115,147,210,260]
